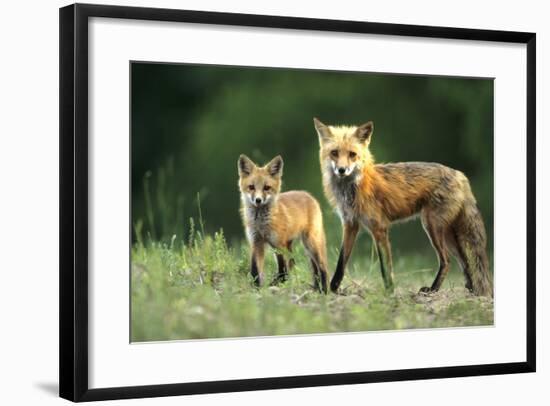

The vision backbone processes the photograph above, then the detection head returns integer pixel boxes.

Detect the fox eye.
[330,150,339,158]
[349,151,357,159]
[263,185,271,191]
[248,185,255,191]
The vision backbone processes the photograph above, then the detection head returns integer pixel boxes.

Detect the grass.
[130,223,494,342]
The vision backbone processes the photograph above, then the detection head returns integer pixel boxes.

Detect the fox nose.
[255,197,262,204]
[338,167,346,175]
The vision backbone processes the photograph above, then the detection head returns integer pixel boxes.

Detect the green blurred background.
[131,62,493,255]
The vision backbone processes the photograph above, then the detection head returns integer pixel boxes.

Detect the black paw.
[270,276,287,286]
[311,283,328,295]
[419,286,433,294]
[252,273,264,287]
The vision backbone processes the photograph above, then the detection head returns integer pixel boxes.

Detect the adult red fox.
[313,118,493,297]
[238,154,329,293]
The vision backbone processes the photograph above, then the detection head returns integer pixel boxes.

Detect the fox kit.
[238,154,329,293]
[313,118,492,297]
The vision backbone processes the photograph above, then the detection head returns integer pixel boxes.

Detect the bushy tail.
[453,198,493,297]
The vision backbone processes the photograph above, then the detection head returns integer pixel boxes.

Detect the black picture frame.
[59,3,536,402]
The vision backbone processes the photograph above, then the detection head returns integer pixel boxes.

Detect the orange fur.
[238,154,329,292]
[314,118,492,296]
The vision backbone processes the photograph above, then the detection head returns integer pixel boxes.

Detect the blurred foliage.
[132,63,493,252]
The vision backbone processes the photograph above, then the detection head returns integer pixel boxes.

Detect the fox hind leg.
[286,240,295,270]
[271,252,288,285]
[271,240,295,286]
[368,223,395,293]
[309,259,326,293]
[445,229,473,291]
[420,214,450,293]
[375,236,395,292]
[302,233,328,294]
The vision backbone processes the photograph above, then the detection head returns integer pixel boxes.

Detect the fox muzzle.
[331,160,356,178]
[248,193,271,207]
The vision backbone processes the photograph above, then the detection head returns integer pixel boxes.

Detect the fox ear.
[356,121,374,144]
[313,117,332,144]
[238,154,255,177]
[266,155,284,178]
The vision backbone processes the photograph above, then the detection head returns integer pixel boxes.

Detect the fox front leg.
[250,242,265,287]
[371,227,395,293]
[330,221,359,293]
